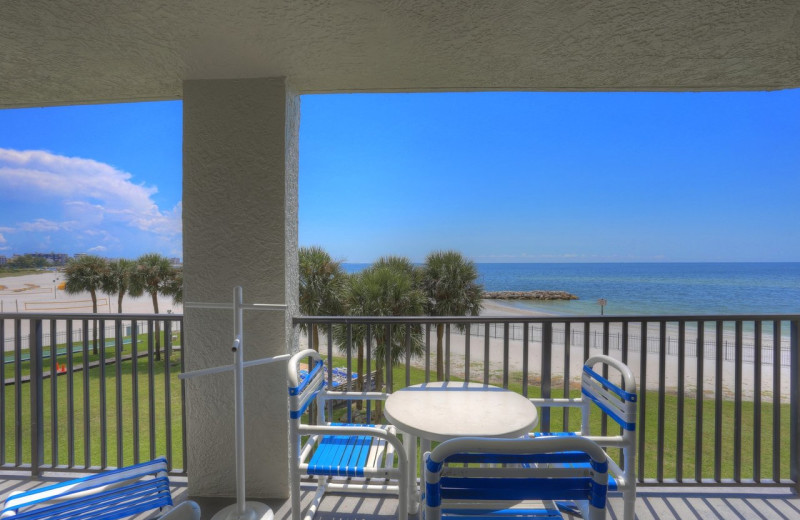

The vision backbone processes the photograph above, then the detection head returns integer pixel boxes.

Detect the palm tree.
[299,246,346,351]
[131,253,177,360]
[335,259,426,416]
[422,250,484,381]
[371,255,423,285]
[101,259,135,313]
[64,255,108,354]
[163,267,183,305]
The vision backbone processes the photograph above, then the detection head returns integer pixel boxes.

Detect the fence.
[0,312,185,476]
[459,321,792,366]
[3,320,183,359]
[294,313,800,488]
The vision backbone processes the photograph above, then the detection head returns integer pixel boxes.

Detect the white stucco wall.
[2,1,799,108]
[182,77,299,499]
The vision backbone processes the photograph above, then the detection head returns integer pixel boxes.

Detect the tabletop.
[383,381,538,442]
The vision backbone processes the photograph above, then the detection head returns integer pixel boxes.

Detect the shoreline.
[4,273,790,400]
[480,298,555,317]
[0,272,546,319]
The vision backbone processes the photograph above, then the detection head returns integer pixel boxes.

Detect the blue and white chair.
[0,458,199,520]
[530,354,637,520]
[287,349,408,520]
[424,436,609,519]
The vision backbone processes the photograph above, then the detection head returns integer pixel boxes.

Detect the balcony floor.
[1,474,799,519]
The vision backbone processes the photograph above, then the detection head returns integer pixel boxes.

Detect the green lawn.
[2,351,791,482]
[0,269,43,279]
[3,337,184,470]
[327,358,791,482]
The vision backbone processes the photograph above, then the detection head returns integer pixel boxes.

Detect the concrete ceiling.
[2,0,799,108]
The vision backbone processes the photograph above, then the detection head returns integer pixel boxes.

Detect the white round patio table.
[384,381,538,513]
[384,381,538,441]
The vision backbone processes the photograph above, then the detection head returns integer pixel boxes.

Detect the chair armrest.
[299,424,394,436]
[317,391,389,403]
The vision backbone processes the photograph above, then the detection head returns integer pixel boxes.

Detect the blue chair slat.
[439,476,602,502]
[444,449,593,466]
[342,436,372,475]
[531,432,620,491]
[308,434,371,477]
[439,511,564,520]
[439,510,564,520]
[582,366,636,402]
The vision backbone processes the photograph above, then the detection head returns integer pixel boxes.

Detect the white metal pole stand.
[180,286,290,520]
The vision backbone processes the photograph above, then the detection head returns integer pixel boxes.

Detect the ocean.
[343,262,800,317]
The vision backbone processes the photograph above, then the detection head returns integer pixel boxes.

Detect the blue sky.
[0,102,183,259]
[1,91,798,262]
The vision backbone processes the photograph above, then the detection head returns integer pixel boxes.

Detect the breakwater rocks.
[483,290,578,301]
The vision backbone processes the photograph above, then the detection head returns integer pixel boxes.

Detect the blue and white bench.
[530,354,637,520]
[0,458,199,520]
[424,436,609,519]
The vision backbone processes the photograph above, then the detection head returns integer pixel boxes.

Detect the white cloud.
[0,233,5,244]
[88,245,108,253]
[16,219,65,232]
[0,148,181,256]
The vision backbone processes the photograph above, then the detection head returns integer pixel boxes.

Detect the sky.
[1,90,798,263]
[0,102,183,259]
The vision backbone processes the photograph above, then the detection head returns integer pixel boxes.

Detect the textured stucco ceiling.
[2,0,799,108]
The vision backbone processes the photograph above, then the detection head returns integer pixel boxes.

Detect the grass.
[0,269,43,279]
[3,335,184,470]
[327,358,791,482]
[2,350,791,482]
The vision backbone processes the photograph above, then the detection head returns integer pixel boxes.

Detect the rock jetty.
[483,290,578,301]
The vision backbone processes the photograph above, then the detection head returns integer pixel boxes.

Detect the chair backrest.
[581,355,637,435]
[424,436,609,520]
[1,458,172,520]
[287,349,326,423]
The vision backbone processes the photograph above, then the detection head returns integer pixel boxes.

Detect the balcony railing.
[0,312,185,476]
[294,313,800,488]
[2,311,797,490]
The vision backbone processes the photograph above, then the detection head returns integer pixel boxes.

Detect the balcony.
[1,311,799,519]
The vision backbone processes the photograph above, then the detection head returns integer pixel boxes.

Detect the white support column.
[182,77,299,499]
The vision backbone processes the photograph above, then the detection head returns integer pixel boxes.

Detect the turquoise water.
[344,262,800,316]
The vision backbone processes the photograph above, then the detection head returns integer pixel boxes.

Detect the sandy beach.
[0,271,182,314]
[300,297,791,403]
[431,299,791,402]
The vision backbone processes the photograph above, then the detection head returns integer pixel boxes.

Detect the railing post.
[541,322,552,432]
[790,319,799,491]
[30,319,44,476]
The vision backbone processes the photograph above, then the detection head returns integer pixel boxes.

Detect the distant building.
[169,257,182,266]
[0,255,7,266]
[29,252,70,266]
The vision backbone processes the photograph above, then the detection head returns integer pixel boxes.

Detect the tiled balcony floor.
[2,474,799,519]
